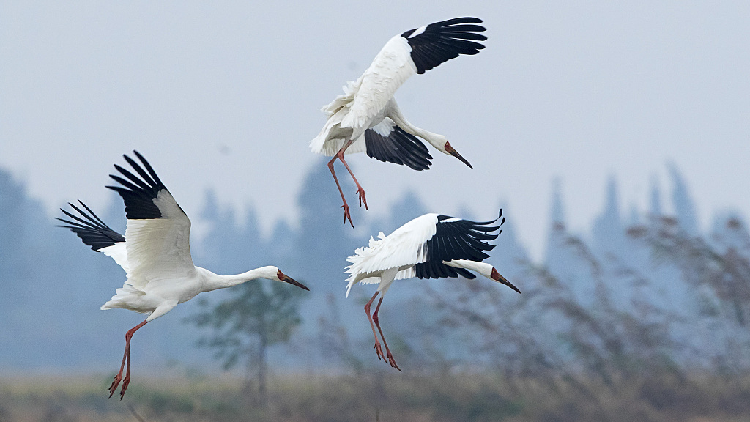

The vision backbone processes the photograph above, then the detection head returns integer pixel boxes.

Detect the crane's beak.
[278,269,310,291]
[491,267,520,294]
[444,141,473,169]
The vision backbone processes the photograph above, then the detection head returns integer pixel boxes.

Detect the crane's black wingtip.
[58,201,125,250]
[444,16,484,25]
[132,150,146,163]
[404,16,487,74]
[108,151,173,220]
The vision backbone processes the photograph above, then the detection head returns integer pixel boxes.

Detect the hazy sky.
[1,1,748,260]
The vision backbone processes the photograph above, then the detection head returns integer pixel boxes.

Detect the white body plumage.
[346,212,520,297]
[309,17,485,226]
[310,36,416,156]
[346,213,438,296]
[346,210,518,370]
[311,18,484,166]
[58,151,308,398]
[91,187,305,321]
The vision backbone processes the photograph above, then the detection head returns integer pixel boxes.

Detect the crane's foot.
[120,377,131,400]
[108,370,131,400]
[373,341,386,362]
[356,186,368,210]
[385,350,401,371]
[108,373,122,398]
[342,203,354,228]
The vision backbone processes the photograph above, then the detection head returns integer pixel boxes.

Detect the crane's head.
[490,267,521,294]
[422,132,472,168]
[276,269,310,291]
[443,140,472,169]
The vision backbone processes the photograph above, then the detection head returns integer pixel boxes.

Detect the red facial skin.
[444,141,473,169]
[491,267,521,294]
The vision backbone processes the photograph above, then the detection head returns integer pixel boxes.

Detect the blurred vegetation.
[4,161,750,421]
[186,278,305,407]
[3,371,750,422]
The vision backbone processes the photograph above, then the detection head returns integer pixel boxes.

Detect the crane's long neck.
[386,99,448,151]
[445,260,493,277]
[200,266,277,292]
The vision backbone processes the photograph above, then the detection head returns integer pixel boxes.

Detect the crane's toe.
[356,186,368,210]
[373,342,386,361]
[342,203,354,227]
[108,375,121,398]
[386,351,401,371]
[120,378,130,400]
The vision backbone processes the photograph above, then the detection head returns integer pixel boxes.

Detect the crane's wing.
[346,211,503,281]
[347,211,505,288]
[341,17,486,129]
[364,119,432,171]
[106,151,194,289]
[402,17,486,74]
[347,214,439,285]
[413,211,503,279]
[57,200,129,272]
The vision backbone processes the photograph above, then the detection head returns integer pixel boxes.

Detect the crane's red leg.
[373,296,401,371]
[327,155,354,228]
[327,139,368,227]
[109,320,147,399]
[109,343,129,397]
[336,151,368,211]
[364,292,387,361]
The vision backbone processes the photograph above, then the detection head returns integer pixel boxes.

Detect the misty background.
[2,0,750,387]
[2,1,748,262]
[3,4,750,420]
[2,149,750,376]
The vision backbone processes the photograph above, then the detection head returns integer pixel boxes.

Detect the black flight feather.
[402,17,486,74]
[365,125,432,171]
[414,211,504,280]
[106,151,171,220]
[57,200,125,251]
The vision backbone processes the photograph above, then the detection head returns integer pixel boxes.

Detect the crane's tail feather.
[101,284,145,310]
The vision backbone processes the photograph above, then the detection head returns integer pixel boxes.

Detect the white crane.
[311,17,486,227]
[58,151,309,399]
[345,210,519,370]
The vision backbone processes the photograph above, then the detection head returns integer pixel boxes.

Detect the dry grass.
[2,371,750,422]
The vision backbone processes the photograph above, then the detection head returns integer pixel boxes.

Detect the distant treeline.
[1,160,749,382]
